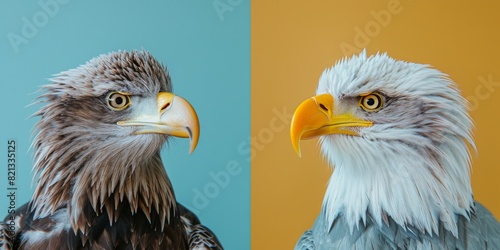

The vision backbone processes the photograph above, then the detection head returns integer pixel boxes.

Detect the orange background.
[252,1,500,249]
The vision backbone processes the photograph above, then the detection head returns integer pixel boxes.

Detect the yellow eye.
[359,93,383,111]
[107,92,131,110]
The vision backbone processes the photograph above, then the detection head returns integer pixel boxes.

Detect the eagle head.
[290,51,474,236]
[30,50,199,233]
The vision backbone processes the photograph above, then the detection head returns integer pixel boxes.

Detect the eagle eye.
[359,93,383,111]
[107,92,131,111]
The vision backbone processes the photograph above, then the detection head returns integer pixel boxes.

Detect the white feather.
[317,51,474,237]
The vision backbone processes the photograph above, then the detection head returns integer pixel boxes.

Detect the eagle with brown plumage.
[0,50,222,249]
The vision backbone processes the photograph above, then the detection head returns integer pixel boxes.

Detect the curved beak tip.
[187,126,199,154]
[188,144,196,154]
[289,94,332,158]
[294,146,302,158]
[156,93,200,154]
[290,132,303,158]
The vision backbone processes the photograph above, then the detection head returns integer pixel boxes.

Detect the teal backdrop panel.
[0,1,249,249]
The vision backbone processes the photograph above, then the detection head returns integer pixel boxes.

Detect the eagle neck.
[320,135,474,238]
[31,131,177,234]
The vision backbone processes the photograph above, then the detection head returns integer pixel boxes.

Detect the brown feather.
[1,51,222,249]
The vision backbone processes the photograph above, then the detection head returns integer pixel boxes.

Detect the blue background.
[0,1,249,249]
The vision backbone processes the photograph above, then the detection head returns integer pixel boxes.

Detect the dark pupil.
[366,98,375,106]
[115,96,123,105]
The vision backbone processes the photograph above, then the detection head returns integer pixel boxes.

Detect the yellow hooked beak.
[290,93,372,157]
[118,92,200,154]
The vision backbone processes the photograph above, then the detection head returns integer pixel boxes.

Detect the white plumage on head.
[318,51,474,236]
[291,51,500,249]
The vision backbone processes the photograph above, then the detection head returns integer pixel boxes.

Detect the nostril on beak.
[161,102,171,112]
[319,103,328,111]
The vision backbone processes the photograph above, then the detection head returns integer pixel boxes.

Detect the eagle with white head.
[291,51,500,249]
[0,50,222,249]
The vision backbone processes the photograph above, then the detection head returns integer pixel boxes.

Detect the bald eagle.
[0,51,222,249]
[290,51,500,249]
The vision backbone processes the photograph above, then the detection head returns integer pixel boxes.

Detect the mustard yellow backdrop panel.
[252,1,500,249]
